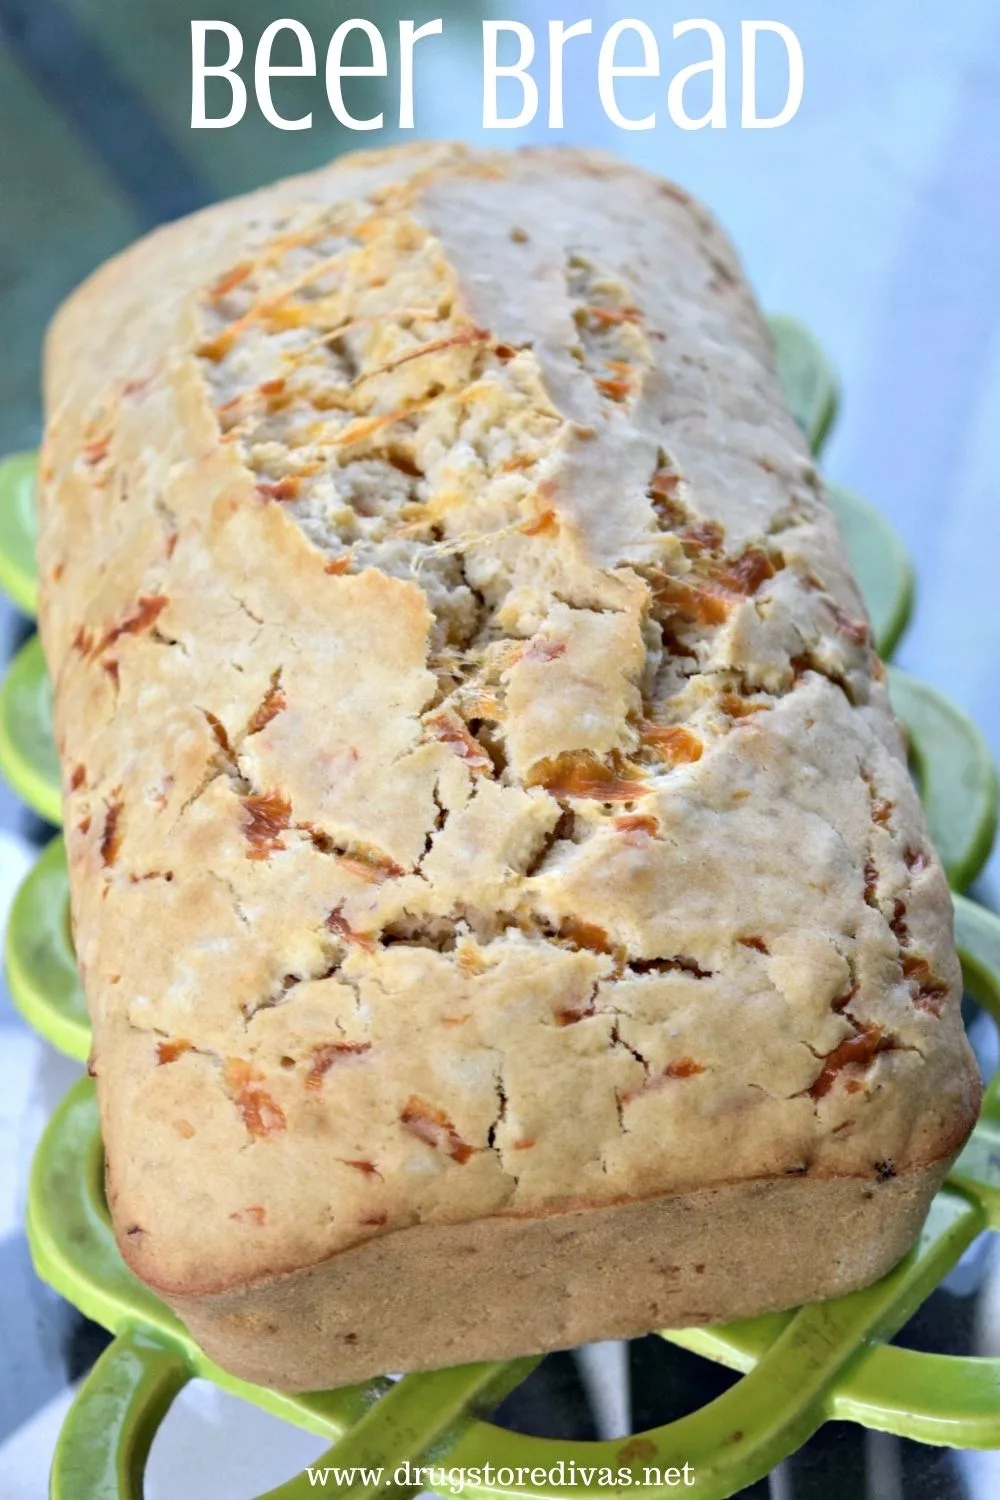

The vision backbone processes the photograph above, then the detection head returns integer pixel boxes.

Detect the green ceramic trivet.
[0,631,61,823]
[0,450,39,615]
[827,483,914,659]
[888,668,999,893]
[5,833,88,1061]
[768,315,839,454]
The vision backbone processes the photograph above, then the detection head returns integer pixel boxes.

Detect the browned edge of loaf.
[165,1160,951,1391]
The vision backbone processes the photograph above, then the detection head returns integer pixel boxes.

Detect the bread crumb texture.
[38,144,979,1296]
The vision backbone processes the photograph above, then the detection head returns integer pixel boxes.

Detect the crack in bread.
[38,143,980,1388]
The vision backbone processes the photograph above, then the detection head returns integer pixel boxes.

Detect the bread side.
[38,144,979,1386]
[169,1168,946,1391]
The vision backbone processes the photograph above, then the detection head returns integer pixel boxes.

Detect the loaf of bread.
[38,143,979,1391]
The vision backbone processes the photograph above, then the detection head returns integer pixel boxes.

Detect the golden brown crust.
[38,143,980,1388]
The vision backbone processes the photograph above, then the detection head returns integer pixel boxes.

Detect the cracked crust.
[38,143,980,1390]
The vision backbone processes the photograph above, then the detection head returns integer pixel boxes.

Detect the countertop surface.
[0,2,997,1495]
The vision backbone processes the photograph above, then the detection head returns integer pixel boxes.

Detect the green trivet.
[0,632,61,825]
[0,450,39,616]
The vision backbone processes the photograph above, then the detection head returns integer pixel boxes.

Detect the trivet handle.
[259,1359,537,1500]
[0,450,39,616]
[49,1328,189,1500]
[767,314,839,453]
[50,1332,536,1500]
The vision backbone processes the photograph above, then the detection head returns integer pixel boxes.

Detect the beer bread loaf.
[37,143,980,1390]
